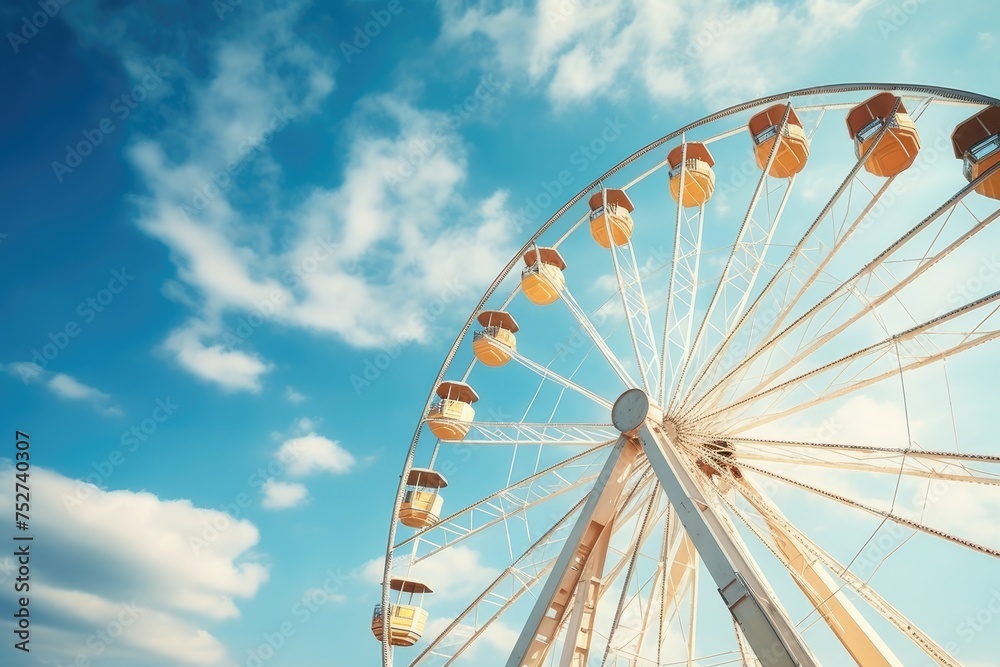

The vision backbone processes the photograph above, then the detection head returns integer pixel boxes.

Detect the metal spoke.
[398,443,611,557]
[599,485,661,667]
[412,498,584,666]
[600,187,662,397]
[480,332,613,409]
[695,289,1000,431]
[560,283,637,388]
[382,87,1000,667]
[736,458,1000,559]
[688,162,1000,420]
[722,480,960,666]
[669,103,799,413]
[680,99,906,412]
[448,422,619,446]
[730,451,1000,486]
[697,434,1000,465]
[660,139,705,407]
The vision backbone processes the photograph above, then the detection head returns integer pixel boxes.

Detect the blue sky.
[2,1,1000,666]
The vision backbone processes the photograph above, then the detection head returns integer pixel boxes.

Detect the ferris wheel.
[373,84,1000,666]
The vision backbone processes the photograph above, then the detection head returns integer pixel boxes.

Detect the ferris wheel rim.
[378,83,1000,666]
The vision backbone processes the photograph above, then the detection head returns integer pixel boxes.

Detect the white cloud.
[278,434,356,476]
[33,585,229,666]
[0,466,267,666]
[302,587,347,605]
[162,320,272,393]
[103,5,515,394]
[2,362,122,416]
[361,546,499,601]
[285,386,308,403]
[261,479,309,509]
[292,416,320,433]
[749,394,919,447]
[439,0,880,108]
[49,372,109,401]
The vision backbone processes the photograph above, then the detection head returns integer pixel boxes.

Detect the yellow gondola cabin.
[399,468,447,529]
[668,142,716,207]
[426,381,478,441]
[371,577,432,646]
[588,189,635,248]
[521,247,567,305]
[952,106,1000,201]
[846,92,920,177]
[473,310,519,367]
[748,104,810,178]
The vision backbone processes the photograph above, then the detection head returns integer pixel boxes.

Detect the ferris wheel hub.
[611,388,650,433]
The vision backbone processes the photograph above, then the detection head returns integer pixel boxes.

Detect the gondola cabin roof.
[435,380,479,404]
[389,577,433,594]
[748,104,803,135]
[846,92,908,139]
[587,188,635,212]
[952,106,1000,158]
[477,310,519,333]
[523,247,567,270]
[667,142,715,168]
[406,467,448,489]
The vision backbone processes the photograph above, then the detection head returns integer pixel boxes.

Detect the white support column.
[507,437,643,667]
[611,389,818,667]
[736,479,903,666]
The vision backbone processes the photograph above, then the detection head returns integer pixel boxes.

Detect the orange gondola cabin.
[371,577,432,647]
[426,381,478,441]
[846,92,920,177]
[521,246,567,305]
[473,310,519,367]
[952,106,1000,201]
[668,142,716,207]
[399,468,447,529]
[748,104,810,178]
[588,189,635,248]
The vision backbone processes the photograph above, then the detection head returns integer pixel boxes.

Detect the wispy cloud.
[277,434,356,476]
[261,479,310,509]
[162,320,272,393]
[439,0,880,108]
[79,3,515,394]
[285,385,308,403]
[3,362,122,416]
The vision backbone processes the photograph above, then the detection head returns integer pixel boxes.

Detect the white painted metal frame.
[379,85,1000,667]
